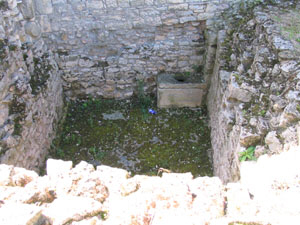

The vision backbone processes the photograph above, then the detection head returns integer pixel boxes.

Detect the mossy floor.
[49,97,213,177]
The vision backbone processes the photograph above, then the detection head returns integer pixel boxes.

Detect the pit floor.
[49,97,213,177]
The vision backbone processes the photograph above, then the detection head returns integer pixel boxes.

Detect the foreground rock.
[0,153,300,225]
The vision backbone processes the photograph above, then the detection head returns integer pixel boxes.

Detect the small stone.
[69,171,108,202]
[25,22,41,38]
[102,111,125,120]
[78,58,94,68]
[34,0,53,14]
[278,51,298,60]
[227,74,252,102]
[271,35,294,51]
[279,103,300,127]
[11,167,38,187]
[265,131,282,154]
[254,145,266,158]
[11,176,56,203]
[249,118,257,127]
[43,196,103,225]
[239,127,261,147]
[19,0,35,19]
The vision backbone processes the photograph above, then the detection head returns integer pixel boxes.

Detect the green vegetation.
[258,109,266,117]
[0,39,7,61]
[239,146,257,162]
[8,45,17,51]
[0,1,8,11]
[49,97,213,177]
[297,104,300,113]
[137,80,152,119]
[99,211,108,220]
[29,55,53,95]
[9,96,26,136]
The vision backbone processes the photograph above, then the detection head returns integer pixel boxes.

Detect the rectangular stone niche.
[157,73,207,108]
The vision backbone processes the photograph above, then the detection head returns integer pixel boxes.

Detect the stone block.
[168,3,188,10]
[25,22,41,38]
[167,0,184,3]
[118,0,130,7]
[19,0,35,19]
[157,74,206,108]
[130,0,145,7]
[40,15,52,32]
[87,0,104,9]
[179,16,197,23]
[43,196,103,224]
[226,74,252,102]
[106,0,118,8]
[34,0,53,14]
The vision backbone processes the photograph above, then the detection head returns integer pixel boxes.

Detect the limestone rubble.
[0,154,299,225]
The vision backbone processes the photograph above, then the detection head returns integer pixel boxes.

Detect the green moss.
[9,96,26,136]
[0,144,9,157]
[49,98,213,177]
[0,1,8,11]
[296,104,300,113]
[29,55,52,95]
[8,45,17,51]
[0,39,8,61]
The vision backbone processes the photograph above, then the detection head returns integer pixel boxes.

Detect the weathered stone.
[40,15,52,32]
[11,167,38,187]
[0,203,47,225]
[279,103,300,128]
[34,0,53,14]
[271,36,294,51]
[265,131,282,154]
[226,74,252,102]
[19,0,35,19]
[43,196,103,225]
[157,74,206,108]
[69,172,109,202]
[239,128,261,147]
[25,22,41,38]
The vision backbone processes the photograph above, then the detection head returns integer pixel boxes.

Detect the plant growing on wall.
[239,146,257,162]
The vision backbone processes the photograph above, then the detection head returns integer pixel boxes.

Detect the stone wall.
[1,156,300,224]
[207,1,300,183]
[0,0,64,171]
[24,0,236,99]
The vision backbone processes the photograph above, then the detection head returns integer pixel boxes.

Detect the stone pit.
[1,0,300,224]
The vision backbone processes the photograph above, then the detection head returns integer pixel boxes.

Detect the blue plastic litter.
[148,109,157,115]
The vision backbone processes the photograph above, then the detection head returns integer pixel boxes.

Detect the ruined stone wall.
[0,0,64,171]
[25,0,236,99]
[1,155,300,224]
[207,1,300,183]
